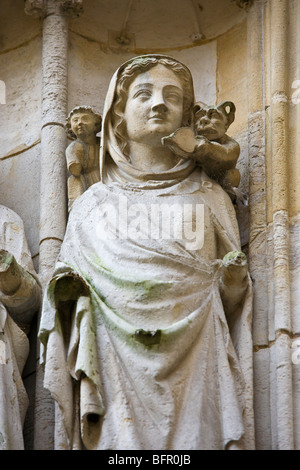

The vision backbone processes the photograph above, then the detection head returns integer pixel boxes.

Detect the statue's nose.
[200,116,209,125]
[152,103,167,113]
[151,90,168,113]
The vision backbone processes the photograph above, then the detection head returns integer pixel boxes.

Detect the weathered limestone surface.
[0,34,42,261]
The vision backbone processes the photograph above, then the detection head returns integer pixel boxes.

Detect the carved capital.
[61,0,83,17]
[24,0,83,18]
[24,0,44,18]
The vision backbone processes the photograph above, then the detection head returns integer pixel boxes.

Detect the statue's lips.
[198,127,217,135]
[149,115,166,121]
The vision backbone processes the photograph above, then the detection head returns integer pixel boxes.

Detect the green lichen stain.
[0,250,14,271]
[81,256,173,347]
[223,250,246,264]
[0,431,4,445]
[92,255,113,273]
[91,255,170,300]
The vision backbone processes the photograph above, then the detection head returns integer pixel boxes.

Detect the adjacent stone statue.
[0,205,41,449]
[39,55,254,450]
[65,106,102,211]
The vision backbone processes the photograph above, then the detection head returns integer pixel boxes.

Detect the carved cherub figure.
[162,101,241,199]
[65,106,102,211]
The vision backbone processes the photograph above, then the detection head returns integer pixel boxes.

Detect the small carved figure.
[65,106,102,211]
[0,205,41,449]
[193,101,241,189]
[163,101,241,199]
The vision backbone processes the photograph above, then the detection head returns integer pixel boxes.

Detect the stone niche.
[0,0,249,258]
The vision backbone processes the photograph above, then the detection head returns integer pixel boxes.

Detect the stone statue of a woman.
[39,55,254,450]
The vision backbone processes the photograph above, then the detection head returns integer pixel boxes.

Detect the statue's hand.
[0,250,22,295]
[221,251,248,287]
[162,127,197,158]
[195,135,210,145]
[191,136,212,163]
[220,251,249,317]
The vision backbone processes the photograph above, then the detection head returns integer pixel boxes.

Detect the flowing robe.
[39,171,253,450]
[0,205,40,449]
[39,55,254,450]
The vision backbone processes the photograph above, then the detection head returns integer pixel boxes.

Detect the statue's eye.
[208,110,218,119]
[165,92,181,103]
[134,89,151,99]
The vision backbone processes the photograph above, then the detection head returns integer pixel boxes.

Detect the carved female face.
[123,64,184,147]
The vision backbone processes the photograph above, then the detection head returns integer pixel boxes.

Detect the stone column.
[25,0,83,450]
[246,0,270,449]
[25,0,83,285]
[248,0,294,450]
[269,0,293,450]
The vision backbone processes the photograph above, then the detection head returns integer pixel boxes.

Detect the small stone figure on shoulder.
[193,101,241,192]
[163,100,241,200]
[65,106,102,211]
